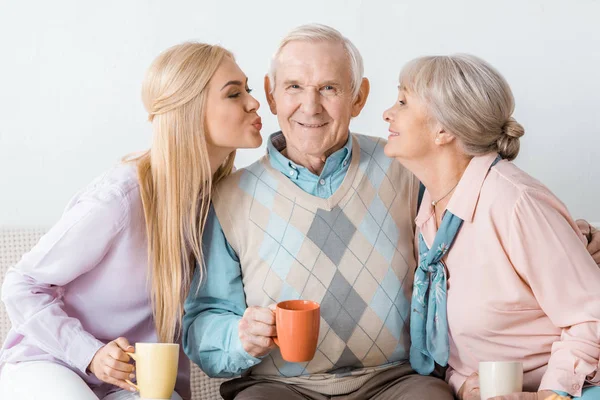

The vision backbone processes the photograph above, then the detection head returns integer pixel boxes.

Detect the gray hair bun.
[497,117,525,161]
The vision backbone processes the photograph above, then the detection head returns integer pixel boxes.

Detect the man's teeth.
[299,122,326,128]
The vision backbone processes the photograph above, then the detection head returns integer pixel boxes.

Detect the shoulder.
[352,132,416,189]
[214,156,272,197]
[488,161,553,199]
[64,162,141,227]
[484,160,567,217]
[353,132,388,157]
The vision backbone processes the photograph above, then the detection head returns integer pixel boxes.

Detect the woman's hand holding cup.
[238,304,278,358]
[457,372,481,400]
[88,337,136,392]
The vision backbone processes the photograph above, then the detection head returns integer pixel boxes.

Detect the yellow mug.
[125,343,179,399]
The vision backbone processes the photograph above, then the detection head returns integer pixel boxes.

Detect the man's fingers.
[246,320,277,337]
[246,307,275,325]
[576,219,590,235]
[588,235,600,258]
[244,333,275,349]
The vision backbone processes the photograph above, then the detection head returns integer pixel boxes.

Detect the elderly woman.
[383,54,600,399]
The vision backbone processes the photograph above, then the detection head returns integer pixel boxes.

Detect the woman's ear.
[434,128,456,145]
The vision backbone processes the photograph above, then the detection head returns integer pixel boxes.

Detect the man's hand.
[238,305,277,358]
[457,373,481,400]
[488,391,568,400]
[576,219,600,265]
[88,337,136,392]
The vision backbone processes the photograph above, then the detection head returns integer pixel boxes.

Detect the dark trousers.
[220,363,454,400]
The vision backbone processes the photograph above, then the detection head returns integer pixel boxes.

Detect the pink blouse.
[416,153,600,397]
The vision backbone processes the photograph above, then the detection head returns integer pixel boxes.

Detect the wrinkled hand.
[488,390,568,400]
[577,219,600,265]
[238,304,277,358]
[88,337,136,392]
[457,373,481,400]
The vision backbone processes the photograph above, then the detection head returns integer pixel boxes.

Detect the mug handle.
[272,311,279,347]
[124,352,139,391]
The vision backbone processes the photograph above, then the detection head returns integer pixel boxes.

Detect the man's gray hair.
[267,24,364,99]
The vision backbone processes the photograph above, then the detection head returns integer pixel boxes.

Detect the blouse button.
[572,383,581,391]
[319,179,326,186]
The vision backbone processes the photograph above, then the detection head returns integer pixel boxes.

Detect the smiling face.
[265,40,367,160]
[204,57,263,153]
[382,88,439,161]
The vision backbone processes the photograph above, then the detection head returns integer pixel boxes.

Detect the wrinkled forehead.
[275,40,352,85]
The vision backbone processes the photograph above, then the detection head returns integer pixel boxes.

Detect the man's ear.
[351,77,370,117]
[264,75,277,115]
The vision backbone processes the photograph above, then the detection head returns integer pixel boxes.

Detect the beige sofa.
[0,228,226,400]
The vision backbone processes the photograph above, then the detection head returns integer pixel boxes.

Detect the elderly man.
[182,24,600,400]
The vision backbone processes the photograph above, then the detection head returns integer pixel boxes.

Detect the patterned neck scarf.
[410,156,501,375]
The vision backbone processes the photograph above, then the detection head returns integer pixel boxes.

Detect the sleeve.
[445,366,466,394]
[508,189,600,397]
[182,206,261,378]
[1,185,129,374]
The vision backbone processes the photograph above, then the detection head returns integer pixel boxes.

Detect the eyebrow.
[397,85,410,94]
[282,79,301,87]
[220,78,248,91]
[282,79,342,87]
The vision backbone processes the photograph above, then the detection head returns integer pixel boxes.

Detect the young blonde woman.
[0,42,263,400]
[383,55,600,399]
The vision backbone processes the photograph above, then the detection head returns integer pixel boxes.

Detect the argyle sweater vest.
[213,134,419,392]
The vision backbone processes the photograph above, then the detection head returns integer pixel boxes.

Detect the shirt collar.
[415,152,501,227]
[266,131,353,180]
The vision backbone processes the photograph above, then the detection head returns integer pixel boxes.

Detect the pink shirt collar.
[415,152,501,228]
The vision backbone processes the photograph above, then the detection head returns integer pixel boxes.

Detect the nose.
[383,106,394,122]
[246,93,260,112]
[300,89,323,115]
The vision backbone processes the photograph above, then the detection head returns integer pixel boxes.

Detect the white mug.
[479,361,523,399]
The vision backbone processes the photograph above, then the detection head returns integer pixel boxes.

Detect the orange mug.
[273,300,320,362]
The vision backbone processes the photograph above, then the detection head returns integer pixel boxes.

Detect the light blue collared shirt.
[182,132,352,378]
[268,131,352,198]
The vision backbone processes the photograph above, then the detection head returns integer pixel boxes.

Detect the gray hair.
[267,24,364,99]
[400,54,525,161]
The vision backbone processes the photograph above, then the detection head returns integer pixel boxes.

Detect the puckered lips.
[251,117,262,131]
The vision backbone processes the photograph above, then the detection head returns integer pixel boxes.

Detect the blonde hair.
[131,42,235,343]
[399,54,524,161]
[268,23,364,99]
